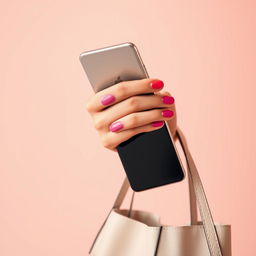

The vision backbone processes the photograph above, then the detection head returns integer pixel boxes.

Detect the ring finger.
[108,107,175,132]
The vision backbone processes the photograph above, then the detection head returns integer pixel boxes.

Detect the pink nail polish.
[162,96,175,104]
[162,110,174,117]
[109,121,124,132]
[150,80,164,89]
[101,94,116,105]
[151,121,164,127]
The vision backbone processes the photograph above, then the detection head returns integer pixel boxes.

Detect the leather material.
[89,126,232,256]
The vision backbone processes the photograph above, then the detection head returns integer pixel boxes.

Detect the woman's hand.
[85,78,177,152]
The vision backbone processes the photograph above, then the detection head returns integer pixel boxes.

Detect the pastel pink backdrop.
[0,0,255,255]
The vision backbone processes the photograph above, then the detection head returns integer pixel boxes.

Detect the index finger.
[86,78,165,113]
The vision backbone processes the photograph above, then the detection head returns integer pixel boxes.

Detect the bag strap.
[89,126,223,256]
[176,126,223,256]
[111,169,198,224]
[110,126,222,256]
[111,128,198,225]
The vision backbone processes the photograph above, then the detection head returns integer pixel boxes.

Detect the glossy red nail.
[161,110,174,117]
[151,121,164,127]
[162,96,175,104]
[150,80,164,89]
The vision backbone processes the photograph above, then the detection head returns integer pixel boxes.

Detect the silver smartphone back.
[79,42,149,93]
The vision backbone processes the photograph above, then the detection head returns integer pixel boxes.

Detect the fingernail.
[151,121,164,127]
[150,80,164,89]
[109,121,124,132]
[162,96,175,104]
[162,110,174,117]
[101,94,116,105]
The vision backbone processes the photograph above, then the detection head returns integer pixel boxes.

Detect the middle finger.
[95,93,175,130]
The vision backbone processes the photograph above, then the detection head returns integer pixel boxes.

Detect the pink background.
[0,0,255,255]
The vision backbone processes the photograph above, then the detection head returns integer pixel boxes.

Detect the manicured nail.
[101,94,116,105]
[109,121,124,132]
[162,96,175,104]
[162,110,174,117]
[151,121,164,127]
[150,80,164,89]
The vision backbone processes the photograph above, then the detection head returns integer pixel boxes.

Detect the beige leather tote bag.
[89,126,232,256]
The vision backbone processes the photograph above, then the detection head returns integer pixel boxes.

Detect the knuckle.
[129,113,138,126]
[94,118,105,130]
[85,101,93,112]
[127,96,139,110]
[85,94,95,112]
[101,137,110,148]
[117,83,127,98]
[101,136,114,149]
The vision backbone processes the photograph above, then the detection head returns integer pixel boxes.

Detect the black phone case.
[117,118,185,191]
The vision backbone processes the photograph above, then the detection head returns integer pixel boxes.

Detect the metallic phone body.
[80,42,185,191]
[79,42,149,93]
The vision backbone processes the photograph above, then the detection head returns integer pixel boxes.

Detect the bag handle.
[89,126,223,256]
[175,126,223,255]
[112,165,198,223]
[111,126,223,256]
[112,127,198,225]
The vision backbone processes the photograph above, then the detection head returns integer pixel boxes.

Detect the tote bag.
[89,126,232,256]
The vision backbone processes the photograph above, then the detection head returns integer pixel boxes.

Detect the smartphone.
[79,42,185,191]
